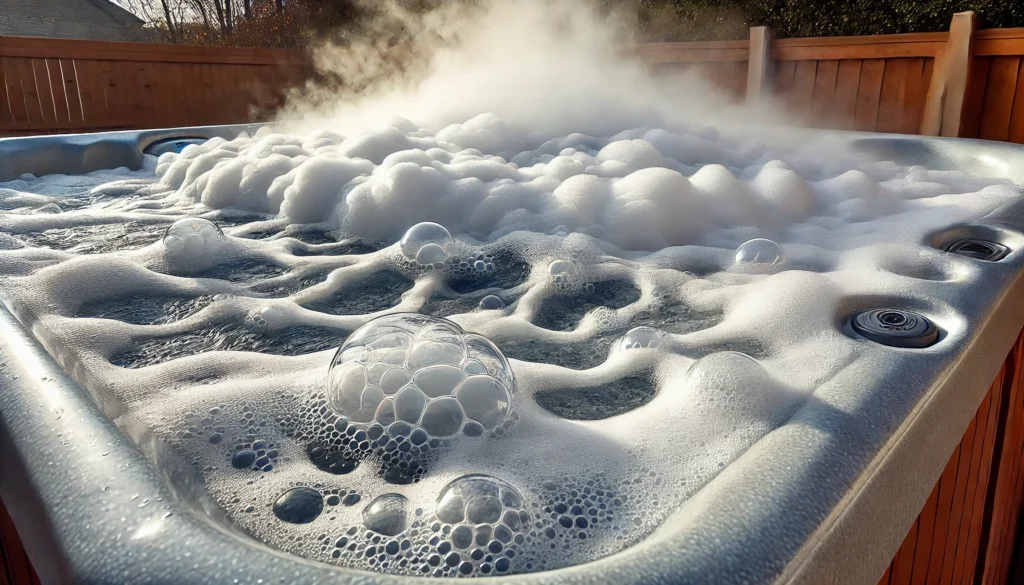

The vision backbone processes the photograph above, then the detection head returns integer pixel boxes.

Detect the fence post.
[920,11,976,136]
[746,26,773,104]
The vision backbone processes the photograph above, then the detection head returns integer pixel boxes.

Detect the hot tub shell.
[2,126,1024,584]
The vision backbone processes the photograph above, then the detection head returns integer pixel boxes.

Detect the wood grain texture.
[0,37,308,135]
[47,59,70,123]
[879,331,1024,585]
[0,58,10,124]
[977,56,1020,141]
[854,59,886,131]
[942,12,977,136]
[810,59,839,123]
[876,58,910,133]
[0,498,41,585]
[900,58,932,134]
[30,59,55,123]
[1008,62,1024,144]
[746,26,772,103]
[828,59,863,129]
[975,29,1024,57]
[959,57,993,139]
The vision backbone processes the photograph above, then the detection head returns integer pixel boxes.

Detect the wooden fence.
[877,331,1024,585]
[2,13,1024,144]
[0,36,309,136]
[636,12,1024,144]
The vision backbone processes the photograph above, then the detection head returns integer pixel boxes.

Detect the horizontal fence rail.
[0,36,309,136]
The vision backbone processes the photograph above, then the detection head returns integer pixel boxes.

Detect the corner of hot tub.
[0,124,262,183]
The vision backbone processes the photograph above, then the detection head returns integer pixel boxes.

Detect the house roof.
[0,0,150,42]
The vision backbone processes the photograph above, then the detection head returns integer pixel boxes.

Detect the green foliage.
[610,0,1024,41]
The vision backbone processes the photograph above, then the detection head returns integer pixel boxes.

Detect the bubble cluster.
[328,314,515,433]
[162,217,226,258]
[400,222,456,266]
[230,438,280,472]
[448,252,496,277]
[306,315,518,483]
[538,478,626,545]
[429,475,530,576]
[548,258,581,290]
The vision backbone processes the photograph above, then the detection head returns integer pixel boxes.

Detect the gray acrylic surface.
[1,125,1024,585]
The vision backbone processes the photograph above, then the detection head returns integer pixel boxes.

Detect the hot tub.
[2,124,1024,585]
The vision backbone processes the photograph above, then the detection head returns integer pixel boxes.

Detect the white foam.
[0,118,1016,576]
[1,0,1021,575]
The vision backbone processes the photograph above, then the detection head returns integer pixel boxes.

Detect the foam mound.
[0,118,1018,577]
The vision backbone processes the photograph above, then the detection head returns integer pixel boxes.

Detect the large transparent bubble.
[400,222,456,264]
[734,238,786,266]
[327,314,516,440]
[613,326,666,352]
[162,217,225,257]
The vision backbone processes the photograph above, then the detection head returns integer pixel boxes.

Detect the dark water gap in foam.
[533,374,655,420]
[302,270,413,316]
[534,279,641,332]
[111,323,342,368]
[15,222,167,254]
[499,302,724,369]
[421,290,524,319]
[77,295,214,325]
[447,250,532,294]
[251,270,332,298]
[292,240,382,257]
[195,259,288,284]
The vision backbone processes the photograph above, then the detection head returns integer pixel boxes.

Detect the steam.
[275,0,778,139]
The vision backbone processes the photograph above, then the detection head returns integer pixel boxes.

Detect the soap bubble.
[734,238,785,266]
[615,326,665,352]
[363,493,412,536]
[273,487,324,524]
[400,222,455,264]
[254,306,286,329]
[431,474,530,574]
[436,474,526,527]
[162,218,226,257]
[479,295,505,310]
[685,352,777,418]
[327,314,516,439]
[906,165,929,182]
[548,259,580,287]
